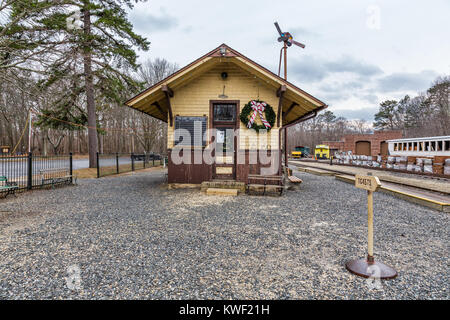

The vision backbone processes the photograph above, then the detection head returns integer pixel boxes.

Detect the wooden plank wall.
[167,149,281,184]
[168,62,281,150]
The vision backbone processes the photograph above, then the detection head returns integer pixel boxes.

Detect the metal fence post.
[96,152,100,178]
[131,153,135,171]
[153,157,155,167]
[116,153,119,174]
[143,153,146,169]
[27,152,32,190]
[69,152,73,184]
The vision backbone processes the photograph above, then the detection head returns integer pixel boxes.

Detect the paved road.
[0,169,448,299]
[0,158,132,177]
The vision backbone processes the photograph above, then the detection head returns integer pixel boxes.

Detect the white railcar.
[387,136,450,157]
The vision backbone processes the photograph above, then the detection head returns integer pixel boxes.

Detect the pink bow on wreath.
[247,100,271,129]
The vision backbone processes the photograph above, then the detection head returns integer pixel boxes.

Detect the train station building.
[125,44,327,185]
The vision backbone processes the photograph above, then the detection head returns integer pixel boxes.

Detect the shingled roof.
[125,43,327,126]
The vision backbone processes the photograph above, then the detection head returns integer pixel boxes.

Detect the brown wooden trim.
[209,100,240,127]
[162,86,174,126]
[276,85,286,127]
[152,101,168,119]
[131,102,167,123]
[125,43,327,109]
[283,102,298,119]
[283,104,328,128]
[209,100,240,180]
[161,85,174,97]
[276,85,286,98]
[284,127,288,167]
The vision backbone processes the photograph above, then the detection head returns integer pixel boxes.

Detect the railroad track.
[289,161,450,213]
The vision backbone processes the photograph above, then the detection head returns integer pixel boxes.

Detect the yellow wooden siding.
[168,62,281,149]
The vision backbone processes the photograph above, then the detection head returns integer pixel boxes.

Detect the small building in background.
[323,130,402,157]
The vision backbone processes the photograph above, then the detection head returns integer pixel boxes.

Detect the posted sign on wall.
[355,175,381,192]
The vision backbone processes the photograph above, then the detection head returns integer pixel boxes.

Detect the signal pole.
[283,42,287,80]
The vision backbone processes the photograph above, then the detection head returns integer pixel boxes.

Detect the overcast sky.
[127,0,450,122]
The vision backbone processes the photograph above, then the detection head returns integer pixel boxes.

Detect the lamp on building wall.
[218,72,228,98]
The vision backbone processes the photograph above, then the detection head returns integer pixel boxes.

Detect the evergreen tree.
[3,0,150,167]
[373,99,400,130]
[425,76,449,135]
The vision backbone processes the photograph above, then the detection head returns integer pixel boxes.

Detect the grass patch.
[74,164,164,179]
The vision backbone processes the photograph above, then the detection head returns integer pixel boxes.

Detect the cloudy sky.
[127,0,450,122]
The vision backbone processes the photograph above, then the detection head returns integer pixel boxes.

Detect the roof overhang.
[125,44,327,126]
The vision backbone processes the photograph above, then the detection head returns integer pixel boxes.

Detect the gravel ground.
[0,169,448,299]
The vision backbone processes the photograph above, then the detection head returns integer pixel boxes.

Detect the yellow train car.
[314,145,330,159]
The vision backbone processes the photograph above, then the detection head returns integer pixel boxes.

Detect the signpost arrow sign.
[346,173,398,280]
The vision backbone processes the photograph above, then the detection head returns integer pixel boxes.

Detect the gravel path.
[0,169,448,299]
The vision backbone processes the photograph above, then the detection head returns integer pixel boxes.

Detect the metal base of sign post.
[346,256,397,279]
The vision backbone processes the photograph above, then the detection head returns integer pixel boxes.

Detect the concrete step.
[206,188,239,196]
[304,167,336,176]
[201,180,245,192]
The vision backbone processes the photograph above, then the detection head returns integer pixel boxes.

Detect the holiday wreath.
[239,100,276,132]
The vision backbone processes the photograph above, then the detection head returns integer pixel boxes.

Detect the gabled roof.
[125,43,327,126]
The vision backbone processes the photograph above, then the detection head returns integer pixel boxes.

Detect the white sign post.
[346,173,397,280]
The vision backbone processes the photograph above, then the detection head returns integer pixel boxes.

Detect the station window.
[445,141,450,151]
[437,141,442,151]
[174,116,207,147]
[213,104,236,122]
[413,142,418,151]
[425,141,429,151]
[394,143,398,151]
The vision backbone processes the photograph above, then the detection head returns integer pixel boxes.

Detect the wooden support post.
[284,127,288,167]
[152,101,168,120]
[367,190,374,259]
[276,85,286,128]
[283,102,298,120]
[162,85,174,127]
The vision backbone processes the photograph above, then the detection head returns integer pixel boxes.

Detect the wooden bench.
[0,176,18,198]
[247,174,284,196]
[288,175,303,184]
[285,167,302,184]
[39,168,76,189]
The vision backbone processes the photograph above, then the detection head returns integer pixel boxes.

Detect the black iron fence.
[0,153,73,195]
[96,152,165,178]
